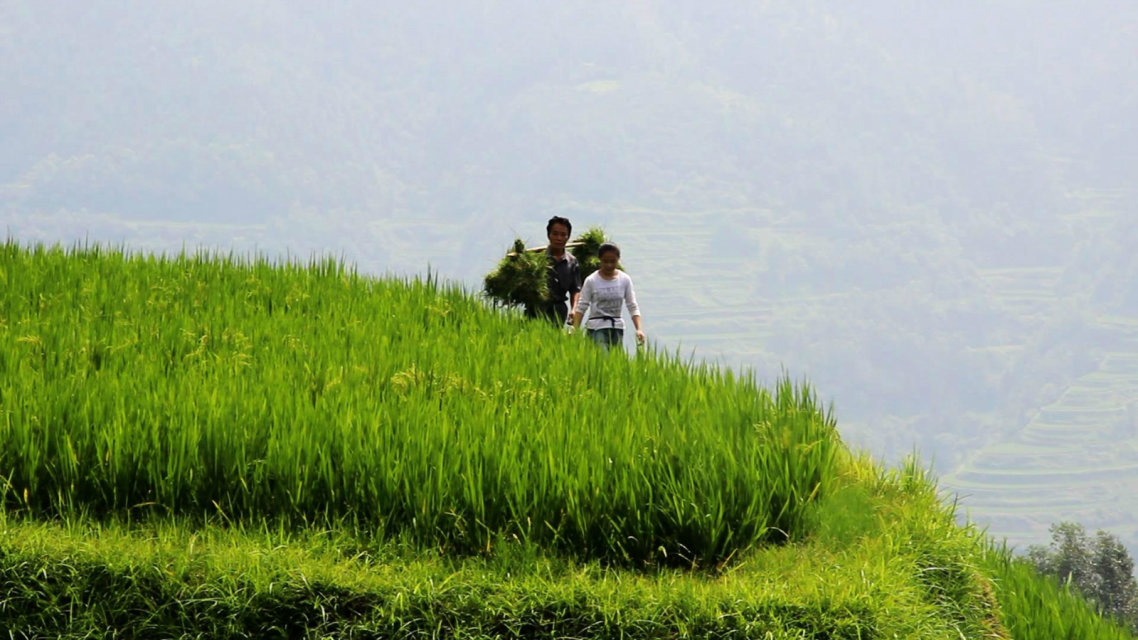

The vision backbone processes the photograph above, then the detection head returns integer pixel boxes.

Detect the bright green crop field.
[0,241,1132,638]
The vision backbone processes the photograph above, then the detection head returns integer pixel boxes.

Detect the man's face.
[547,223,570,250]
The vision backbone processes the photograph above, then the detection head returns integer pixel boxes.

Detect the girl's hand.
[635,330,646,346]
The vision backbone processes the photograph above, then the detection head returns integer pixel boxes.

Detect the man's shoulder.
[549,250,577,266]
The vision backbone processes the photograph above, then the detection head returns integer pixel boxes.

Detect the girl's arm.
[631,315,645,345]
[569,262,582,319]
[572,278,593,330]
[624,274,645,344]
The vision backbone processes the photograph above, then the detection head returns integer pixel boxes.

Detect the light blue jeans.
[587,328,623,351]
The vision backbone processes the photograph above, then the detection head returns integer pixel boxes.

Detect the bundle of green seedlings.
[569,226,610,280]
[482,227,614,313]
[481,238,550,312]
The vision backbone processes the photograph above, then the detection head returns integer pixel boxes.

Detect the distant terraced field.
[943,312,1138,551]
[939,197,1137,551]
[978,266,1065,317]
[613,206,782,361]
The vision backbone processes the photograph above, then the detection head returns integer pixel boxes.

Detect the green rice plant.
[8,477,1131,639]
[482,238,550,312]
[0,514,1018,638]
[855,454,1136,639]
[0,240,840,566]
[570,226,611,280]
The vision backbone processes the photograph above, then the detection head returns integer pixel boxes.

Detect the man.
[526,216,581,326]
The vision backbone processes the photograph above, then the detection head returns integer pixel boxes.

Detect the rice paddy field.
[0,240,1133,638]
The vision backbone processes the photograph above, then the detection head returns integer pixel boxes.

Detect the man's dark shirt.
[525,250,581,325]
[548,250,582,307]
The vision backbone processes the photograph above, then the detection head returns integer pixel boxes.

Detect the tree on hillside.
[1027,521,1138,629]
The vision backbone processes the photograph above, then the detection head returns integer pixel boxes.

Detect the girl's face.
[599,251,620,275]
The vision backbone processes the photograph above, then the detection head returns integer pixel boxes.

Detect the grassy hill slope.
[0,241,1132,638]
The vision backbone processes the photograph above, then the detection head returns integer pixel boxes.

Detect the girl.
[571,243,645,351]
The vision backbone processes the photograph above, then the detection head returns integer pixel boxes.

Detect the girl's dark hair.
[546,216,572,235]
[597,242,621,258]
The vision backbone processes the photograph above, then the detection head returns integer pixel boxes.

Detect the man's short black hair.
[598,242,621,258]
[546,216,572,236]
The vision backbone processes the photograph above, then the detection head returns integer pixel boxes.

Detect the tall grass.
[986,545,1136,640]
[5,458,1132,638]
[0,241,841,565]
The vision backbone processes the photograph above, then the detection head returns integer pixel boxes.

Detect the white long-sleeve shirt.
[575,270,640,330]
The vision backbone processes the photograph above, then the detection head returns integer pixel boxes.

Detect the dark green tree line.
[1028,521,1138,630]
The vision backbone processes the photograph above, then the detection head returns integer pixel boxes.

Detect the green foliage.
[570,226,611,280]
[481,238,551,312]
[6,458,1130,638]
[0,518,885,639]
[987,549,1136,640]
[0,501,1034,640]
[1095,532,1138,625]
[0,240,838,566]
[1026,521,1138,630]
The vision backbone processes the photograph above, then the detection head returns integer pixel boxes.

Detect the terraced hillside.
[978,267,1065,318]
[943,314,1138,550]
[937,194,1138,550]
